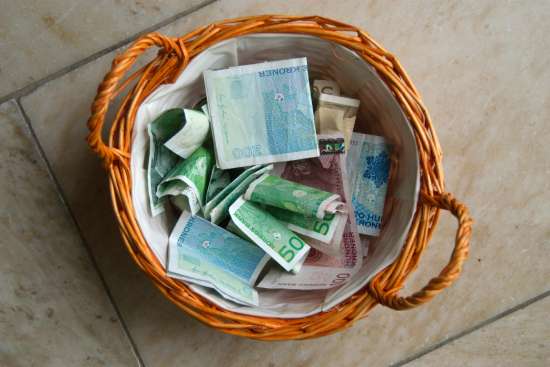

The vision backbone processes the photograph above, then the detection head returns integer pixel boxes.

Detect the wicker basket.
[86,15,472,340]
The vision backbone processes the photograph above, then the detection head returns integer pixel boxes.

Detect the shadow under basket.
[86,15,473,340]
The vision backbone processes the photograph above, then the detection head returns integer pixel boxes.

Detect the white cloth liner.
[130,34,419,318]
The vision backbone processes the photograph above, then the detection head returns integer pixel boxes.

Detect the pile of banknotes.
[146,57,391,306]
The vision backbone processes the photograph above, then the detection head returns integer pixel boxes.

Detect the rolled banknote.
[164,109,210,159]
[156,146,214,214]
[347,132,391,236]
[147,109,185,216]
[205,166,231,203]
[167,211,270,306]
[206,165,273,224]
[312,79,340,109]
[315,93,360,149]
[244,174,346,220]
[204,57,319,169]
[229,197,310,272]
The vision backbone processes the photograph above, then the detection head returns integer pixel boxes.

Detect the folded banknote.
[257,134,363,289]
[147,109,185,216]
[167,211,270,306]
[156,146,214,214]
[347,132,391,236]
[204,57,319,169]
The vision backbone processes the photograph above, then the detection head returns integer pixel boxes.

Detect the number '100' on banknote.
[204,58,319,169]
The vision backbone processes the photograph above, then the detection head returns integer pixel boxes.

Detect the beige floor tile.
[0,0,207,98]
[0,100,137,366]
[19,1,550,366]
[404,296,550,367]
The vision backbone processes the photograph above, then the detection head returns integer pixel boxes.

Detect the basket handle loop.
[86,32,184,166]
[368,191,473,310]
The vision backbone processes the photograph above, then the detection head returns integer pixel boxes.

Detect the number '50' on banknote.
[228,197,310,271]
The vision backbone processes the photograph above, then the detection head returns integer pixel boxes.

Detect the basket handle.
[86,33,185,166]
[367,191,473,310]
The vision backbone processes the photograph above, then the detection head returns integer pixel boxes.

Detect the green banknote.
[205,166,231,203]
[226,219,248,240]
[229,197,310,271]
[147,109,186,216]
[164,109,210,159]
[156,146,214,214]
[226,218,305,274]
[244,174,344,219]
[203,165,262,218]
[208,165,273,224]
[268,206,347,252]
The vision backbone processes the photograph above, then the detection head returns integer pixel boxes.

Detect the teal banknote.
[347,132,391,236]
[229,197,310,272]
[244,174,345,219]
[204,58,319,169]
[147,109,186,216]
[167,211,270,306]
[156,146,214,214]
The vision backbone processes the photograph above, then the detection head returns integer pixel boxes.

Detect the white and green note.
[229,197,310,272]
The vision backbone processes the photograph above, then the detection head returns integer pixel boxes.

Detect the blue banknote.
[204,58,319,169]
[348,133,391,236]
[167,211,270,305]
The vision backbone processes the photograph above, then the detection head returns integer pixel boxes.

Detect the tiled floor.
[1,1,549,366]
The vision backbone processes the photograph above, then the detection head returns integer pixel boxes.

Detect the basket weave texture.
[86,15,473,340]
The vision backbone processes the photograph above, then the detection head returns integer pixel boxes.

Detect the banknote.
[229,197,310,272]
[315,93,360,149]
[264,134,350,255]
[203,165,262,218]
[347,132,391,236]
[164,109,210,159]
[226,219,248,240]
[312,79,340,109]
[167,211,270,306]
[207,165,273,224]
[205,166,231,203]
[226,218,304,274]
[147,109,186,216]
[257,134,363,289]
[204,57,319,169]
[244,174,345,220]
[257,232,362,290]
[267,207,347,257]
[156,146,214,214]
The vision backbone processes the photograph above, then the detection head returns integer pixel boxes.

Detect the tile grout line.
[15,98,146,367]
[391,289,550,367]
[0,0,219,106]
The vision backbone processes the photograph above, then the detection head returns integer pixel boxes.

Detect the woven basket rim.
[86,15,472,340]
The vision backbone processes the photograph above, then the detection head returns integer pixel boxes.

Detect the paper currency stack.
[146,57,391,306]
